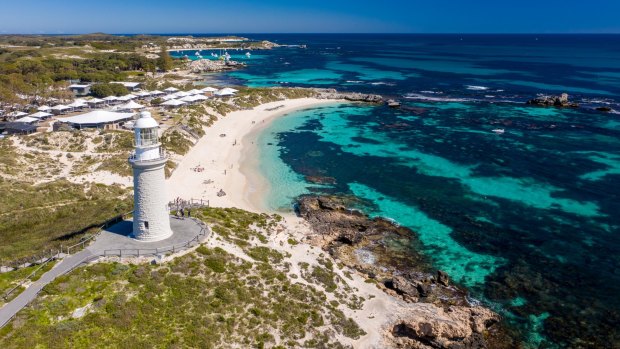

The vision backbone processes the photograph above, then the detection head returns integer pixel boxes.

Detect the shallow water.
[194,34,620,347]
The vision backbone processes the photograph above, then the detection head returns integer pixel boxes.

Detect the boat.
[245,52,251,58]
[492,129,505,134]
[195,51,200,56]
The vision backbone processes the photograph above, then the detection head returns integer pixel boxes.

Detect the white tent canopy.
[67,101,88,108]
[117,94,137,101]
[28,111,53,119]
[161,99,186,107]
[179,96,197,103]
[164,87,179,93]
[8,111,28,117]
[57,110,134,127]
[135,91,151,97]
[150,90,165,96]
[37,105,52,111]
[191,95,208,101]
[215,88,237,97]
[51,104,70,110]
[187,89,203,95]
[15,116,39,123]
[103,96,118,101]
[118,101,145,110]
[200,87,218,92]
[87,98,105,104]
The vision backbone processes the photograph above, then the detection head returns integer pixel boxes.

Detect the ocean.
[174,34,620,348]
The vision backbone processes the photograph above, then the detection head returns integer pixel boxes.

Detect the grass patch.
[0,179,131,263]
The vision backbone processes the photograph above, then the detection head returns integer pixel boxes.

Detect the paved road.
[0,249,96,328]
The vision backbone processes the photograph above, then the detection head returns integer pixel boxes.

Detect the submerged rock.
[595,106,612,112]
[526,93,579,108]
[313,88,384,103]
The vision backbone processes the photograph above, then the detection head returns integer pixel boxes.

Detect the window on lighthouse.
[139,128,158,146]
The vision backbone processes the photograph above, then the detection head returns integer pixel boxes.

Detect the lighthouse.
[129,111,173,241]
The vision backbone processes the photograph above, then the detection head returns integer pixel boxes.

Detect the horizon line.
[2,32,620,36]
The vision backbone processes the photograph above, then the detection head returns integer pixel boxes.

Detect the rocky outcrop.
[595,106,612,112]
[188,59,246,73]
[526,93,579,108]
[313,88,384,103]
[389,305,500,349]
[297,195,512,348]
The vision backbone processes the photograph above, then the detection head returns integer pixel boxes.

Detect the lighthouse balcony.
[129,148,167,164]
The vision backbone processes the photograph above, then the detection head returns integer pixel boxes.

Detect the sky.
[1,0,619,34]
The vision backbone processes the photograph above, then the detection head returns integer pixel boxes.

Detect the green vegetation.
[96,156,132,177]
[0,261,56,306]
[0,179,131,263]
[157,45,173,72]
[0,209,365,348]
[161,130,193,155]
[89,83,129,98]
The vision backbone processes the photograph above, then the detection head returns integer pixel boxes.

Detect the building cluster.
[0,83,238,136]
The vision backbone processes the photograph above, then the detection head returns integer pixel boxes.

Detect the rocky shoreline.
[187,58,246,73]
[297,195,516,348]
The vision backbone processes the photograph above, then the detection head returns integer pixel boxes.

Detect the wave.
[420,90,444,94]
[404,93,474,102]
[371,81,396,86]
[466,85,490,91]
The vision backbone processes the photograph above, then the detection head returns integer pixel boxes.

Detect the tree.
[158,46,174,72]
[90,83,114,98]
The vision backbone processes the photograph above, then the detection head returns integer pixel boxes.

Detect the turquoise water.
[194,34,620,347]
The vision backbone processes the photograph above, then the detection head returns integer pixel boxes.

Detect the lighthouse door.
[143,221,149,230]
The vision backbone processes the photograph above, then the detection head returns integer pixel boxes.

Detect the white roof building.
[163,87,179,93]
[8,111,28,117]
[160,99,186,107]
[37,105,52,111]
[87,98,105,104]
[28,111,53,119]
[117,94,138,101]
[57,110,135,129]
[15,116,39,124]
[118,101,145,110]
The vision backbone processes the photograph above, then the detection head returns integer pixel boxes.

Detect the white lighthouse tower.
[129,111,173,241]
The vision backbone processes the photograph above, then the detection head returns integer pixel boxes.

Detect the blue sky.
[1,0,619,34]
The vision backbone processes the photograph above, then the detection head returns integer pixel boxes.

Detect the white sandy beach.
[167,97,340,212]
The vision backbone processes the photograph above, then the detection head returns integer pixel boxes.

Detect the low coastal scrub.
[0,246,361,348]
[161,130,193,155]
[0,179,131,263]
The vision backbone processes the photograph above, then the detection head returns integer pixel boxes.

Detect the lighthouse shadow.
[104,220,134,237]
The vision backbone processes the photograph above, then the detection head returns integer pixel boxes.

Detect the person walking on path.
[187,208,191,218]
[180,208,185,219]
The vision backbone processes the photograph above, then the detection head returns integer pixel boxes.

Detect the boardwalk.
[0,217,207,328]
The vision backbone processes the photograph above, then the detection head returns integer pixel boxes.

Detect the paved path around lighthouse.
[0,217,207,328]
